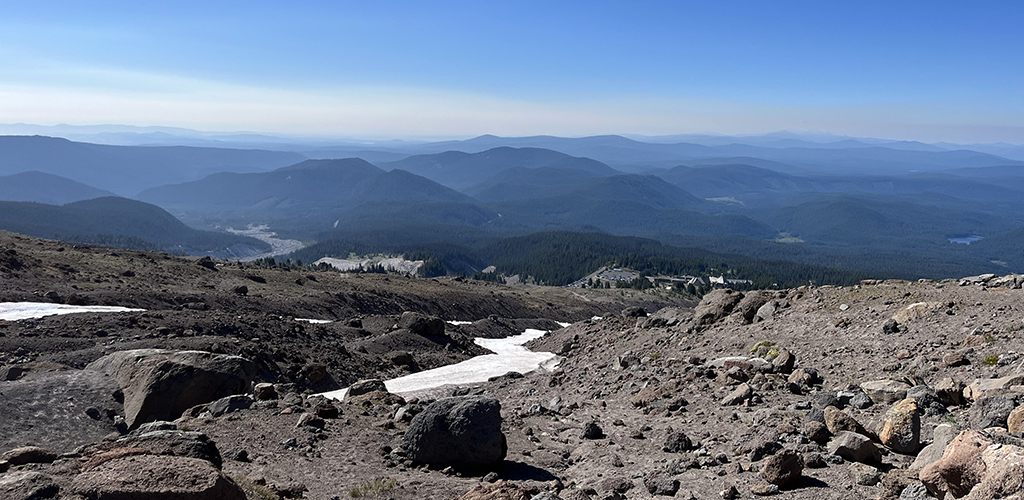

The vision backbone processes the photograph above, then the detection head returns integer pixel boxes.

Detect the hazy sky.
[1,1,1022,143]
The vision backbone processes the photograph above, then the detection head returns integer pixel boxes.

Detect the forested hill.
[288,231,868,288]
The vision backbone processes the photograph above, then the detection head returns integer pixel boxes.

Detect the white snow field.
[319,328,560,401]
[0,302,145,321]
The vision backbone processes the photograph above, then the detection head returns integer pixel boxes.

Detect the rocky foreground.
[2,231,1024,499]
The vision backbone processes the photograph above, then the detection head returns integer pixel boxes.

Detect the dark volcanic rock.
[403,396,507,469]
[86,349,257,429]
[760,448,804,486]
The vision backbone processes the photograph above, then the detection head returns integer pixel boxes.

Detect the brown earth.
[2,231,1024,499]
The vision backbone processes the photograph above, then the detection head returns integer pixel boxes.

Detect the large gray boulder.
[402,396,507,469]
[693,289,744,326]
[71,455,246,500]
[86,349,257,429]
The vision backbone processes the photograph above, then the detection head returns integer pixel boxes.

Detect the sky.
[0,1,1022,143]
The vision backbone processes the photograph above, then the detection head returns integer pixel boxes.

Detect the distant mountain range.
[1,129,1023,279]
[0,136,305,196]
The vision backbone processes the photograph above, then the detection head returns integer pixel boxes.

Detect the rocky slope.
[2,230,1023,499]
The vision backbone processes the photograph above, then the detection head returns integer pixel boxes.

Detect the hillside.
[0,171,116,204]
[0,198,270,255]
[0,135,306,195]
[1,232,1023,499]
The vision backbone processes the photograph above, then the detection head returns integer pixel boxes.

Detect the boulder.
[721,383,753,406]
[964,374,1024,401]
[348,379,389,397]
[892,302,944,324]
[911,424,959,471]
[71,455,246,500]
[935,378,967,407]
[662,431,694,453]
[861,379,912,404]
[850,462,882,486]
[920,430,990,498]
[1,446,58,466]
[772,350,795,374]
[880,398,921,454]
[207,395,253,417]
[399,312,445,337]
[760,448,803,486]
[1008,405,1024,435]
[733,291,769,324]
[0,471,59,500]
[580,422,604,440]
[402,396,507,469]
[828,431,881,464]
[253,383,278,401]
[788,367,822,386]
[754,301,777,322]
[113,430,223,468]
[967,441,1024,500]
[824,406,869,436]
[804,421,831,445]
[86,349,256,429]
[644,476,680,496]
[693,289,744,326]
[970,397,1016,430]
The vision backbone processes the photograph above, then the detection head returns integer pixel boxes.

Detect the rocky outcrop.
[0,471,59,500]
[86,349,256,429]
[693,289,743,326]
[70,455,246,500]
[402,396,507,469]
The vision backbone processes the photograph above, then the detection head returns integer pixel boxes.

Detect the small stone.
[483,472,499,483]
[850,393,873,409]
[751,483,780,496]
[721,383,753,406]
[827,431,881,464]
[759,448,803,486]
[942,352,970,367]
[581,422,604,440]
[253,383,278,400]
[849,462,881,486]
[720,485,740,499]
[663,431,694,453]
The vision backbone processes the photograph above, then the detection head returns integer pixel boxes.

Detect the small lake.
[949,236,983,245]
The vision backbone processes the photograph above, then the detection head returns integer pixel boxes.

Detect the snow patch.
[295,318,332,324]
[319,328,558,401]
[0,302,145,321]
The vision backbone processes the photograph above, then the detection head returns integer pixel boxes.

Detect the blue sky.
[0,1,1021,142]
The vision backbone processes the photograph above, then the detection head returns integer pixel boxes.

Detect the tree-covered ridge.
[287,230,867,288]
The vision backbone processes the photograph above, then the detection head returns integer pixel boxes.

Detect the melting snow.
[320,328,558,401]
[0,302,145,321]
